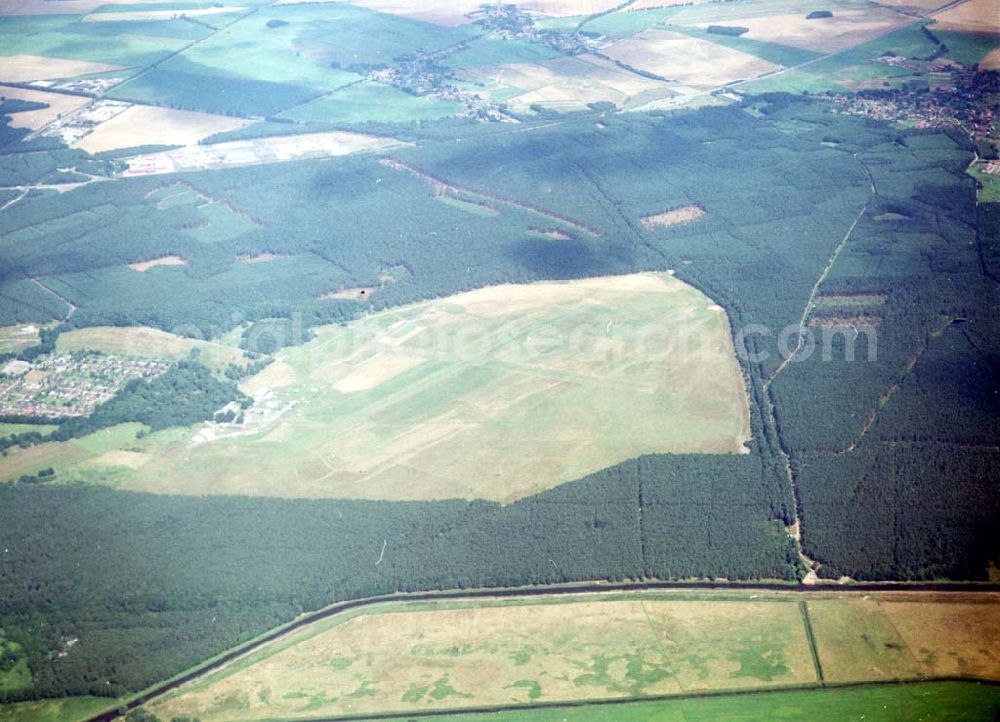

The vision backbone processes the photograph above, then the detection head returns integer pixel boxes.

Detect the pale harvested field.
[0,54,123,83]
[82,6,246,21]
[56,326,250,372]
[152,593,816,721]
[339,0,484,25]
[629,0,717,8]
[123,131,405,176]
[127,255,188,272]
[0,85,89,130]
[690,8,913,53]
[118,273,751,502]
[809,594,1000,683]
[874,0,957,10]
[336,0,623,22]
[466,54,673,112]
[1,0,180,14]
[641,204,705,229]
[604,30,780,88]
[982,47,1000,69]
[932,0,1000,33]
[518,0,624,15]
[74,106,250,154]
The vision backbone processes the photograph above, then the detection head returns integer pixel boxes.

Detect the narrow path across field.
[30,277,76,321]
[764,203,869,390]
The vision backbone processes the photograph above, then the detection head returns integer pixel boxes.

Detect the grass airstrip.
[2,273,749,499]
[149,589,1000,722]
[104,272,749,501]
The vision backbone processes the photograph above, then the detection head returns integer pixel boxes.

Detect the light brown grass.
[981,47,1000,69]
[0,54,123,83]
[92,450,151,469]
[0,85,89,130]
[74,105,250,154]
[56,326,250,371]
[809,596,1000,683]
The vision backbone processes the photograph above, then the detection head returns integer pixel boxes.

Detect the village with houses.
[832,62,999,143]
[0,352,171,419]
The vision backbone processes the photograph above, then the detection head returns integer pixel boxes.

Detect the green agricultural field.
[0,422,57,437]
[0,14,197,68]
[0,422,144,483]
[933,30,1000,66]
[969,163,1000,202]
[365,682,1000,722]
[0,697,117,722]
[740,22,940,94]
[281,81,464,125]
[574,7,686,38]
[104,272,750,502]
[443,36,561,69]
[149,590,1000,722]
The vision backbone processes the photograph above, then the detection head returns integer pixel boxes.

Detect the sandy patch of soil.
[641,204,705,229]
[237,253,284,264]
[123,131,404,176]
[808,315,881,327]
[93,450,151,469]
[320,287,374,302]
[127,255,188,272]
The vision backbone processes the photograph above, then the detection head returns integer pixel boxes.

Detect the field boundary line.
[799,599,825,684]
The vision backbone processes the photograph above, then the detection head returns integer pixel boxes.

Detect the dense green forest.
[0,93,997,700]
[0,452,795,701]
